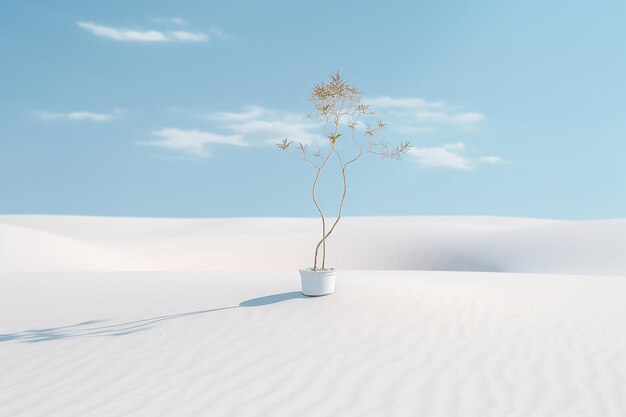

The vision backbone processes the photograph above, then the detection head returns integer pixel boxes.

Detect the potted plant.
[277,72,411,296]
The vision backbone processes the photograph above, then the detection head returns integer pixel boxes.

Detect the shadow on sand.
[0,291,307,343]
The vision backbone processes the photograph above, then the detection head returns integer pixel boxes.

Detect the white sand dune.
[1,215,625,275]
[1,216,626,416]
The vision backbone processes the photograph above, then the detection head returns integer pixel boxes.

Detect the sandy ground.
[1,216,625,275]
[1,216,626,416]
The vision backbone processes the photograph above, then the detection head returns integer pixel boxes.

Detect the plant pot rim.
[299,267,336,273]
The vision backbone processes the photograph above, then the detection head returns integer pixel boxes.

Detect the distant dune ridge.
[1,215,625,275]
[1,216,626,416]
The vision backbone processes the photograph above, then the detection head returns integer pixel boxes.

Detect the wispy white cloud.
[138,106,323,157]
[206,106,267,122]
[139,99,497,165]
[407,142,506,170]
[77,21,228,43]
[169,31,208,42]
[408,142,473,170]
[365,96,485,132]
[363,96,497,169]
[365,96,445,110]
[480,155,507,164]
[138,128,248,157]
[77,22,169,42]
[151,17,187,25]
[36,110,115,122]
[205,106,324,145]
[413,111,486,126]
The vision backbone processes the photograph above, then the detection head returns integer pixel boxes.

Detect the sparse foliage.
[277,72,411,270]
[277,138,293,150]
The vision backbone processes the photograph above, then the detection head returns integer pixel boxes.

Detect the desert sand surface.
[1,215,625,275]
[1,216,626,417]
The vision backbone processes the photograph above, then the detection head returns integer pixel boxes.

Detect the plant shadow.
[0,291,306,343]
[240,291,307,307]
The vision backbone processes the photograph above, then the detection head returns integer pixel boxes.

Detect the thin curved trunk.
[316,151,348,269]
[311,145,334,269]
[315,143,364,269]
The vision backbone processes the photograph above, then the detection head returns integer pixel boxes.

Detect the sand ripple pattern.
[2,271,626,417]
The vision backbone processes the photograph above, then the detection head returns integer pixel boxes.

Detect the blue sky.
[1,0,625,219]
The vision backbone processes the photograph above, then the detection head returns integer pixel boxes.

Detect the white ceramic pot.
[299,268,336,296]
